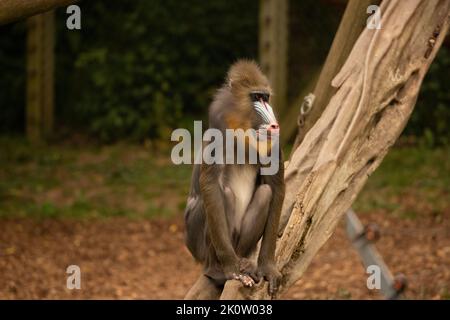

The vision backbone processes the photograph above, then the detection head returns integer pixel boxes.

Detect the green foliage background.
[56,0,258,142]
[0,0,448,144]
[0,0,258,142]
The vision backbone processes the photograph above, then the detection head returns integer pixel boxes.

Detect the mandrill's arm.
[258,152,285,297]
[199,163,239,276]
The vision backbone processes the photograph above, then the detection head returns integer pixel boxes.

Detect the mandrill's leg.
[236,184,272,258]
[223,186,236,240]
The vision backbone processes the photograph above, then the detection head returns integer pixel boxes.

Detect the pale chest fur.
[227,165,258,232]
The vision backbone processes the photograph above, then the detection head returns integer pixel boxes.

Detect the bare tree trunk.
[26,11,55,143]
[259,0,289,115]
[186,0,450,300]
[0,0,77,25]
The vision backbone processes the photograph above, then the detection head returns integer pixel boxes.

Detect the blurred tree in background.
[0,0,448,144]
[0,21,26,134]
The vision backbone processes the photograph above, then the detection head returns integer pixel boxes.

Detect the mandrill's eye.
[251,92,277,125]
[250,91,270,103]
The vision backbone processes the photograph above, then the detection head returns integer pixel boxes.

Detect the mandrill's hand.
[257,264,282,299]
[223,258,259,288]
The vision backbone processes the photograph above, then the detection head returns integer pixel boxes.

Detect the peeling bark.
[291,0,381,149]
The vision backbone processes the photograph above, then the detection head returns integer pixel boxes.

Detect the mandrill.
[184,60,285,298]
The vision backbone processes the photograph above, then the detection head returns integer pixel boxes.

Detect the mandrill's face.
[224,60,280,148]
[249,90,280,141]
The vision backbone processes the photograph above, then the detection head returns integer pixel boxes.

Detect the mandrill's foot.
[257,264,282,299]
[232,273,255,287]
[236,258,259,287]
[224,270,255,287]
[223,258,259,287]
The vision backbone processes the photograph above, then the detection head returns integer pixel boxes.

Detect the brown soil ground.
[0,210,449,300]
